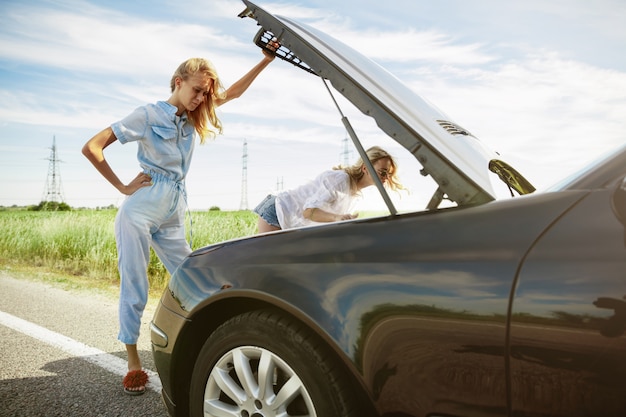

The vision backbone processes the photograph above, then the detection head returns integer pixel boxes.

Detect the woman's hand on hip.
[122,172,152,195]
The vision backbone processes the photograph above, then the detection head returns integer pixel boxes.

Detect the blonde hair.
[335,146,404,194]
[170,58,227,144]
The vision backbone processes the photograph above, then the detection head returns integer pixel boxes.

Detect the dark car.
[150,2,626,416]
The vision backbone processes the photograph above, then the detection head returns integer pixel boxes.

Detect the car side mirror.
[593,296,626,337]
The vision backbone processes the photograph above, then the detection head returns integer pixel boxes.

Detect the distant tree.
[209,206,221,211]
[30,201,72,211]
[94,204,117,211]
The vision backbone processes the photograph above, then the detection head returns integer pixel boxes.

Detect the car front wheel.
[189,309,367,417]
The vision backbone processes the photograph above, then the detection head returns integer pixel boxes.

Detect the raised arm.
[303,207,358,223]
[215,49,276,107]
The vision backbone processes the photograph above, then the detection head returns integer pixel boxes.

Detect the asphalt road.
[0,271,170,417]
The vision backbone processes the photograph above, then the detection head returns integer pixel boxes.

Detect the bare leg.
[123,343,147,394]
[126,344,141,371]
[257,217,281,234]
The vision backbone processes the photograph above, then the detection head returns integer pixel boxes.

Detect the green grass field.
[0,209,258,294]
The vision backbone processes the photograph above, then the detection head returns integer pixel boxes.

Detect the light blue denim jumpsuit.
[111,101,195,345]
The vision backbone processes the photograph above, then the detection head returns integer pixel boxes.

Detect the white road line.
[0,310,162,393]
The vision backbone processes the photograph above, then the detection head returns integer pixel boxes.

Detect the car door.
[511,177,626,416]
[350,196,567,417]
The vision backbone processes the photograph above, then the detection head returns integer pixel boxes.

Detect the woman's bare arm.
[82,127,152,195]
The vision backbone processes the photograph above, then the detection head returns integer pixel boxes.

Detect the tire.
[189,309,367,417]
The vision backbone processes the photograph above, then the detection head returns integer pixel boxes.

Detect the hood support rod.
[322,78,398,216]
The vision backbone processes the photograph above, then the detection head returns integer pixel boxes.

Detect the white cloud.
[1,0,625,210]
[0,3,238,75]
[334,29,494,66]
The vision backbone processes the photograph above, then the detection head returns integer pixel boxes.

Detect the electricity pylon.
[340,133,352,166]
[239,138,249,210]
[42,135,65,204]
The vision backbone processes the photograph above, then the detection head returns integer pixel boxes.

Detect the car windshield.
[545,144,626,192]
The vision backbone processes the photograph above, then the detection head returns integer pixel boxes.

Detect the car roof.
[239,0,535,207]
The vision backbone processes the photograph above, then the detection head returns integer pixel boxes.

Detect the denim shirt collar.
[157,100,184,122]
[155,101,194,138]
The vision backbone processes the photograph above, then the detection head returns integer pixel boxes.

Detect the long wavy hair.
[170,58,226,144]
[335,146,404,194]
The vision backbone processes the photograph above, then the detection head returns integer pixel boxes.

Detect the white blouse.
[275,170,359,229]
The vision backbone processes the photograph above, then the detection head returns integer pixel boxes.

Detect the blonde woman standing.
[82,49,276,395]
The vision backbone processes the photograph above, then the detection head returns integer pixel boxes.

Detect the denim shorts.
[253,194,280,227]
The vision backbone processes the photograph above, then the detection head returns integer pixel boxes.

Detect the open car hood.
[239,1,535,208]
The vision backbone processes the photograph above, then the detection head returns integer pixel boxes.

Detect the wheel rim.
[203,345,317,417]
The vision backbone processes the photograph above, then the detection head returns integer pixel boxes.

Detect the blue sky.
[1,0,625,211]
